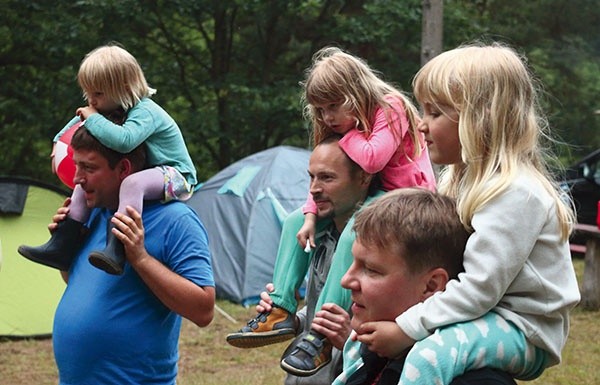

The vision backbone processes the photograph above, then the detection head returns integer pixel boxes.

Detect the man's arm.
[112,206,215,327]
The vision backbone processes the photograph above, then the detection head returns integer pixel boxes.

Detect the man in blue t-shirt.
[50,126,215,385]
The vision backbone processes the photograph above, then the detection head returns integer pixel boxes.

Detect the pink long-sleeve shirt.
[303,97,436,214]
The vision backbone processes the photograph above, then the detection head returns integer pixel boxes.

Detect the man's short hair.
[352,188,468,279]
[317,133,381,193]
[70,126,146,171]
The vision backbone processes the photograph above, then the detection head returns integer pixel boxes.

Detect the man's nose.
[340,264,356,289]
[73,169,85,186]
[309,180,322,194]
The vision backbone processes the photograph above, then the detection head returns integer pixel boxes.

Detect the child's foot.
[88,224,125,275]
[280,331,332,377]
[17,217,84,271]
[226,306,298,348]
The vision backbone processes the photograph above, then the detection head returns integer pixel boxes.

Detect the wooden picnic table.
[575,223,600,310]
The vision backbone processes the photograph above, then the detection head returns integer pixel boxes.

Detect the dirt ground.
[0,301,286,385]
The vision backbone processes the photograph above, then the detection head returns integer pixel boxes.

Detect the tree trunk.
[421,0,444,178]
[421,0,444,65]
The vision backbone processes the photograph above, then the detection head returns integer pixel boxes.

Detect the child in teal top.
[19,44,196,275]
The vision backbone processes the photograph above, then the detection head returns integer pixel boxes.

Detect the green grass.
[0,258,597,385]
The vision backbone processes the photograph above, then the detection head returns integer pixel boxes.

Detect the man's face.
[308,142,368,229]
[72,149,123,210]
[341,238,427,331]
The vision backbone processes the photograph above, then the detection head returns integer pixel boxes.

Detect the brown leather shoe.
[226,306,298,348]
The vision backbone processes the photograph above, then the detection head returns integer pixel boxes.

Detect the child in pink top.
[299,91,436,249]
[227,47,436,378]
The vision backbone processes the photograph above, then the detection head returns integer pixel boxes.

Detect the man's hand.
[256,283,275,313]
[111,206,149,266]
[48,198,71,233]
[311,303,351,350]
[353,320,415,358]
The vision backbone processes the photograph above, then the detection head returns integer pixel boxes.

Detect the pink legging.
[68,168,165,222]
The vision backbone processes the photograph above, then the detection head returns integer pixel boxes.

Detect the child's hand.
[354,320,415,358]
[76,105,98,120]
[296,213,317,251]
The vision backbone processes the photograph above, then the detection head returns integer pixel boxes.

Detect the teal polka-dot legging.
[399,312,548,385]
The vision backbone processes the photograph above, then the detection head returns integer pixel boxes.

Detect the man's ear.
[360,170,373,187]
[117,158,133,181]
[421,267,450,301]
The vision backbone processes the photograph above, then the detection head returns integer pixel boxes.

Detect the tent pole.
[214,304,237,323]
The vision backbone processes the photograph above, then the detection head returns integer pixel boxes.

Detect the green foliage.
[0,0,598,187]
[448,0,600,160]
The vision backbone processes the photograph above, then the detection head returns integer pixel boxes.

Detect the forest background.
[1,2,599,384]
[0,0,599,186]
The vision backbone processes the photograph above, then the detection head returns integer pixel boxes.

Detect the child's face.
[342,238,427,332]
[84,90,121,115]
[313,101,356,135]
[418,102,461,165]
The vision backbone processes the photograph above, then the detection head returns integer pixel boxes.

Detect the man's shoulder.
[355,189,386,213]
[144,201,199,221]
[142,202,208,243]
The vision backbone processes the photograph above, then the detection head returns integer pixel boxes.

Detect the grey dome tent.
[0,177,70,337]
[187,146,311,306]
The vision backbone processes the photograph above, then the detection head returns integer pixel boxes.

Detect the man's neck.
[333,197,366,232]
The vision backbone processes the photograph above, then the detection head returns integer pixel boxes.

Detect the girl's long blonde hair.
[413,42,575,240]
[78,44,155,111]
[301,47,423,159]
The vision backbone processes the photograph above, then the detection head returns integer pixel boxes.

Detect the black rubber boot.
[88,223,125,275]
[17,217,84,271]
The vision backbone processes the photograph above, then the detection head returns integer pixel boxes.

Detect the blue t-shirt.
[53,202,214,385]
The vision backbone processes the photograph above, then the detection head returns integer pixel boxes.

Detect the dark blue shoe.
[280,331,332,376]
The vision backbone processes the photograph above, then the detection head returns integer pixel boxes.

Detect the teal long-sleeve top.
[55,98,197,186]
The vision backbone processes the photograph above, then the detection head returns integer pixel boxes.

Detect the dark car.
[560,149,600,255]
[561,148,600,226]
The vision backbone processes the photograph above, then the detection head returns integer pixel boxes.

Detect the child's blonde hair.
[301,46,422,159]
[78,44,155,111]
[413,42,575,240]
